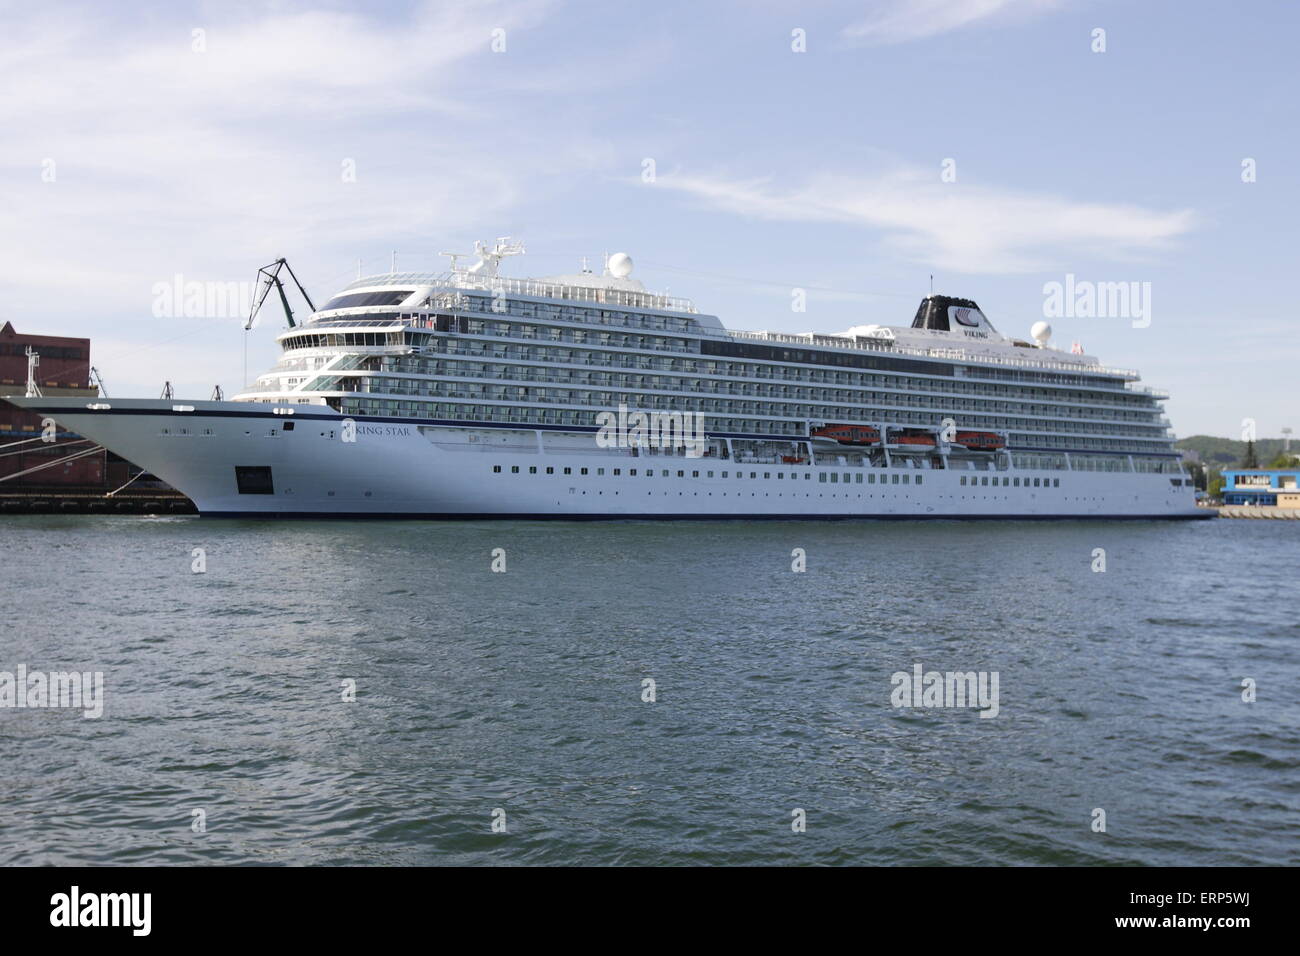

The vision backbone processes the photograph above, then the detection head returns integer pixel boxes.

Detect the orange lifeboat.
[811,423,880,445]
[886,428,937,448]
[954,430,1005,451]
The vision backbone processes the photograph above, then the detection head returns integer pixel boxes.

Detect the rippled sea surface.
[1,515,1296,866]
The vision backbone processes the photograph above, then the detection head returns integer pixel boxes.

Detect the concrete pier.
[1215,505,1300,519]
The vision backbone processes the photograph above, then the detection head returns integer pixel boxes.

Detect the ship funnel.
[910,295,998,335]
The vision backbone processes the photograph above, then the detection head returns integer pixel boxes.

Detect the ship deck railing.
[345,271,700,314]
[723,329,1140,380]
[456,276,698,314]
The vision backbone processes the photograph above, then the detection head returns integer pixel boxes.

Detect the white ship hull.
[11,398,1206,519]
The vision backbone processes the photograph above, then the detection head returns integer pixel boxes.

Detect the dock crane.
[246,258,316,330]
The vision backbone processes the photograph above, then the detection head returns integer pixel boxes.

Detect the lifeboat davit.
[811,423,880,445]
[954,430,1005,451]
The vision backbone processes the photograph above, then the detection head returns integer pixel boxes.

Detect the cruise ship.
[7,239,1203,518]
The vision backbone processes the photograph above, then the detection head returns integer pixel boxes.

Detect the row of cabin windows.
[319,325,1156,413]
[428,316,1149,407]
[489,466,1062,489]
[411,348,1154,412]
[962,475,1060,488]
[463,296,696,333]
[489,464,925,485]
[354,374,1164,438]
[335,396,1166,452]
[440,312,1127,396]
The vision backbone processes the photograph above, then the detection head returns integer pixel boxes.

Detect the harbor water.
[0,515,1296,865]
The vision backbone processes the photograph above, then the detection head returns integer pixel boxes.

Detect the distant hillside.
[1175,435,1296,467]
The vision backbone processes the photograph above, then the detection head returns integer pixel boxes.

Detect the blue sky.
[2,0,1296,439]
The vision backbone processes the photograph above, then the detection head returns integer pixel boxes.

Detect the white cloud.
[656,168,1195,274]
[0,1,567,314]
[842,0,1063,46]
[0,0,603,396]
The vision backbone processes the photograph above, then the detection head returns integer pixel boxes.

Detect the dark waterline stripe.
[197,511,1214,522]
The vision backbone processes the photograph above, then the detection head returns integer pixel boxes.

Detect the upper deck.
[292,271,1142,387]
[336,270,700,316]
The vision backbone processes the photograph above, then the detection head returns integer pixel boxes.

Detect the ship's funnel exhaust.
[910,294,996,334]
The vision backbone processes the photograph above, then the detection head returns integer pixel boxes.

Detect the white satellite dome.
[607,252,633,278]
[1030,321,1052,346]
